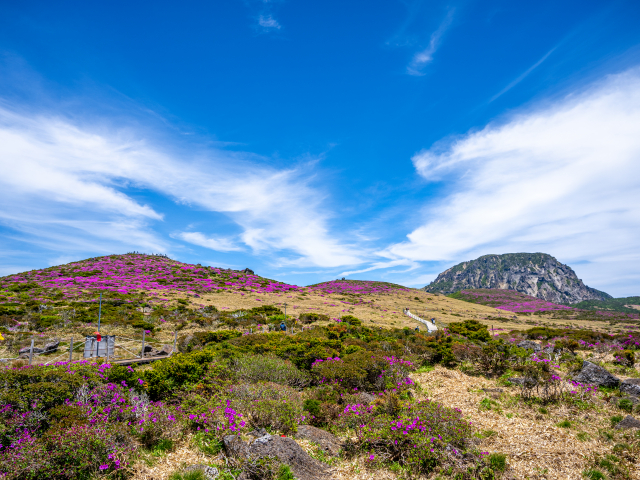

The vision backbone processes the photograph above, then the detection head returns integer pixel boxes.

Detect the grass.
[488,453,507,472]
[168,470,206,480]
[557,420,572,428]
[577,432,591,442]
[192,431,224,456]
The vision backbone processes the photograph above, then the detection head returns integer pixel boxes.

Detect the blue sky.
[1,0,640,296]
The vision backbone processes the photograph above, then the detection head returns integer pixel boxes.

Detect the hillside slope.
[424,253,610,304]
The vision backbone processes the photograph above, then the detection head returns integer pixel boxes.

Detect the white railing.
[404,310,438,332]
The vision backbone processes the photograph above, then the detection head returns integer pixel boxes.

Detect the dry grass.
[412,367,640,480]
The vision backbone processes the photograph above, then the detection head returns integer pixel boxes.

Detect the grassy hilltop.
[1,254,640,479]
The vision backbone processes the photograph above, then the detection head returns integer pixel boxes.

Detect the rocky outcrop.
[295,425,343,456]
[423,253,610,304]
[614,415,640,430]
[573,361,620,388]
[224,433,334,480]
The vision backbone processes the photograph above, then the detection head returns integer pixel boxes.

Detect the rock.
[507,377,537,387]
[614,415,640,430]
[184,464,219,480]
[620,378,640,396]
[481,388,504,393]
[517,341,541,352]
[248,428,268,438]
[223,435,250,458]
[357,392,376,404]
[574,361,620,388]
[43,340,59,353]
[243,268,255,275]
[224,434,334,480]
[295,425,343,456]
[180,334,194,352]
[18,346,44,355]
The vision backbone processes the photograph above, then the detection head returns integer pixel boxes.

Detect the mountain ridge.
[423,252,611,304]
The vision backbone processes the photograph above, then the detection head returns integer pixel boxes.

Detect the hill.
[573,296,640,314]
[424,252,610,304]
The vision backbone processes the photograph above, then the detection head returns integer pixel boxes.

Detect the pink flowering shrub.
[338,398,492,477]
[311,351,416,392]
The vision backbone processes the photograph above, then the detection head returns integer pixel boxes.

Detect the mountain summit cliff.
[423,253,611,304]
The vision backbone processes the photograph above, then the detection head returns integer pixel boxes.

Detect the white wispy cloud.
[0,104,364,268]
[258,14,281,30]
[174,232,242,252]
[407,10,454,76]
[386,68,640,295]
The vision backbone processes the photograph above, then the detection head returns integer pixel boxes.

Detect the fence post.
[28,338,34,366]
[173,331,177,355]
[141,330,146,358]
[68,337,74,362]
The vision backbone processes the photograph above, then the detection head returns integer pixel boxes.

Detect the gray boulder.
[43,340,60,353]
[19,346,45,355]
[295,425,343,456]
[508,377,538,387]
[224,434,334,480]
[614,415,640,430]
[620,378,640,396]
[357,392,376,404]
[517,340,541,352]
[573,361,620,388]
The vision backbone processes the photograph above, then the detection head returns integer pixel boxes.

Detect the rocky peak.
[423,253,610,304]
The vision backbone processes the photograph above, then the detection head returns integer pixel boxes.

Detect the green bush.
[298,313,329,324]
[230,382,303,434]
[340,315,362,326]
[447,320,491,342]
[142,350,217,400]
[232,354,311,387]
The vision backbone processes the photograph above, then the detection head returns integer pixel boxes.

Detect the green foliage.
[277,464,295,480]
[618,398,634,413]
[303,399,321,417]
[142,350,218,400]
[169,470,206,480]
[298,313,329,324]
[192,431,224,456]
[447,320,491,342]
[488,453,507,472]
[557,420,572,428]
[340,315,362,326]
[232,354,311,387]
[249,305,284,316]
[230,382,303,434]
[0,368,87,412]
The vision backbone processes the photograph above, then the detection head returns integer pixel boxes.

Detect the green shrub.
[340,315,362,326]
[298,313,329,324]
[557,420,572,428]
[142,350,217,400]
[303,399,321,417]
[192,431,224,456]
[230,382,303,434]
[232,354,311,387]
[447,320,491,342]
[339,398,474,476]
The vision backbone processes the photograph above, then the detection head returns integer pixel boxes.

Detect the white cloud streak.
[407,10,454,76]
[0,105,363,267]
[387,69,640,295]
[489,47,557,102]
